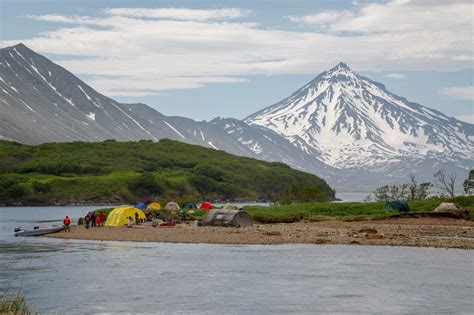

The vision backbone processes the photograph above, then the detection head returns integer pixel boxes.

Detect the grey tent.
[202,210,252,227]
[164,202,180,210]
[433,203,458,212]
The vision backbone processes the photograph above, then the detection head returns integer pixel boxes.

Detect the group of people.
[126,212,142,228]
[61,207,193,231]
[145,209,188,226]
[84,211,106,229]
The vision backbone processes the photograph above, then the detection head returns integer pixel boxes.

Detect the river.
[0,206,472,313]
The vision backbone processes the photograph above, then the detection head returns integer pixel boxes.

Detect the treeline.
[0,139,335,205]
[369,170,473,202]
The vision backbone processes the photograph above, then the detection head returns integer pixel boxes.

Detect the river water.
[0,206,473,313]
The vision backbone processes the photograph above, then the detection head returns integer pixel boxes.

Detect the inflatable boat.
[14,226,63,237]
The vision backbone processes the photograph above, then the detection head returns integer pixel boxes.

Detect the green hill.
[0,139,335,206]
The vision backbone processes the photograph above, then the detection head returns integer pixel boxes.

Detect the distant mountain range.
[1,43,472,190]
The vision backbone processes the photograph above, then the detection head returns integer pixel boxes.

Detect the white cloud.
[5,2,472,97]
[287,10,354,25]
[384,73,406,79]
[104,7,251,21]
[440,86,474,100]
[454,114,474,124]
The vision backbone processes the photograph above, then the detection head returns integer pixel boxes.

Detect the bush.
[193,163,226,181]
[127,173,162,198]
[32,180,52,193]
[0,139,335,204]
[0,174,27,198]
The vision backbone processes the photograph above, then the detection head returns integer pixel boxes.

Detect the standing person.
[99,212,105,226]
[63,216,71,232]
[135,212,139,225]
[91,212,96,228]
[84,214,90,229]
[95,214,101,227]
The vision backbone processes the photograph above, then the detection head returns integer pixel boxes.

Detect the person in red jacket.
[63,216,71,232]
[98,212,106,226]
[95,215,101,227]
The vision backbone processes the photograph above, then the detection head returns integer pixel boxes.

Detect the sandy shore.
[47,218,474,249]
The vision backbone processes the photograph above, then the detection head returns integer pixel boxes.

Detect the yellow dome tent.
[105,207,146,227]
[147,202,162,210]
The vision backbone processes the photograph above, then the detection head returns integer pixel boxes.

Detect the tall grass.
[0,290,31,314]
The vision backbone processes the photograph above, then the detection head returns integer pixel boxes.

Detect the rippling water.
[0,206,473,313]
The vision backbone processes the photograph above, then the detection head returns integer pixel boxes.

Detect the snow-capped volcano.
[246,62,473,170]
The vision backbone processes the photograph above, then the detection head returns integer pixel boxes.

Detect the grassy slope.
[244,196,474,223]
[0,139,334,205]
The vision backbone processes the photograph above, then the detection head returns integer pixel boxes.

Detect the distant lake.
[336,192,370,202]
[0,206,473,313]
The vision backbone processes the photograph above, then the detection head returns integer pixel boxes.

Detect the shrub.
[32,180,52,193]
[127,173,162,198]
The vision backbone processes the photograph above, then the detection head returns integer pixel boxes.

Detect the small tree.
[463,169,473,195]
[434,170,457,198]
[416,182,432,200]
[407,174,432,200]
[408,174,417,201]
[373,184,409,201]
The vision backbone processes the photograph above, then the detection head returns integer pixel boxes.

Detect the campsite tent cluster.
[104,201,252,228]
[132,201,214,211]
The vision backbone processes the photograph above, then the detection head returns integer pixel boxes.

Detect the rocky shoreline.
[47,217,474,249]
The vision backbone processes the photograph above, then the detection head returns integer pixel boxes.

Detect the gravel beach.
[47,217,474,249]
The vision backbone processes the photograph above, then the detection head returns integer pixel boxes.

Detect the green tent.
[383,200,411,213]
[182,202,197,209]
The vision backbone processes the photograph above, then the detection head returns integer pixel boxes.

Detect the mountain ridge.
[1,43,472,190]
[0,43,336,183]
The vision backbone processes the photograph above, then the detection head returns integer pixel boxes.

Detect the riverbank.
[47,217,474,249]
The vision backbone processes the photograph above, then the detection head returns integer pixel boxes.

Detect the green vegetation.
[0,290,31,314]
[244,196,474,223]
[0,139,334,205]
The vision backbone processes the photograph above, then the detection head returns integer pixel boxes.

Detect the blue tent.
[134,202,147,210]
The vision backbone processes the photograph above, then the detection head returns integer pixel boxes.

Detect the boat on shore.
[14,226,63,237]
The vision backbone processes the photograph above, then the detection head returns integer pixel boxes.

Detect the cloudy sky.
[1,0,473,122]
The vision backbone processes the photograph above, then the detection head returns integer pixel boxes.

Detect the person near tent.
[89,212,96,228]
[98,212,105,226]
[63,216,71,232]
[95,215,101,227]
[84,214,91,229]
[127,216,134,228]
[180,209,186,223]
[145,209,152,221]
[135,212,140,225]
